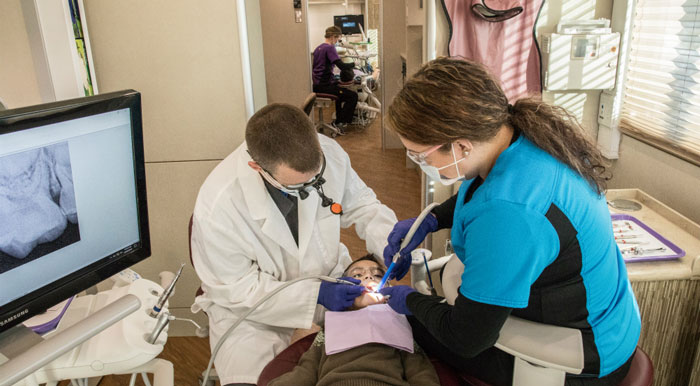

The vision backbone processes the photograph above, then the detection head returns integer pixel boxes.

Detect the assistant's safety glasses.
[406,144,443,166]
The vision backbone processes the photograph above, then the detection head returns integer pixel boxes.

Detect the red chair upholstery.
[315,93,338,101]
[619,347,653,386]
[257,333,318,386]
[257,332,464,386]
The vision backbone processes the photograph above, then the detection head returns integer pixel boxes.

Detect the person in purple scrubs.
[312,26,358,134]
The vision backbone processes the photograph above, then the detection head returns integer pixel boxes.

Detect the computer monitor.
[334,14,364,35]
[0,90,150,334]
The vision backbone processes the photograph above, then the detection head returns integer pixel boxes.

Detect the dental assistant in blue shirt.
[379,57,641,386]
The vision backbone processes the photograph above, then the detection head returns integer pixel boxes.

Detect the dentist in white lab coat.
[190,103,397,385]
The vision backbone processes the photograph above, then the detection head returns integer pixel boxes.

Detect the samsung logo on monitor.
[0,309,29,326]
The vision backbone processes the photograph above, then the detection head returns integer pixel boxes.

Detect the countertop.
[606,189,700,282]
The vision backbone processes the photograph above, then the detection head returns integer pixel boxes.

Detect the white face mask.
[419,144,467,186]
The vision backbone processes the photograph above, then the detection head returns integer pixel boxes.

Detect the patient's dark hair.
[343,254,384,276]
[245,103,321,174]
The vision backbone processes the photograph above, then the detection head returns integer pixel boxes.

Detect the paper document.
[325,304,414,355]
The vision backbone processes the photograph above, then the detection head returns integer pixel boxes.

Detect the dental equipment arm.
[201,275,363,386]
[376,203,439,291]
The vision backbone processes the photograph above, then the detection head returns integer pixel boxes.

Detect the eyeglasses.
[259,156,327,193]
[255,155,343,215]
[406,144,443,166]
[346,266,386,280]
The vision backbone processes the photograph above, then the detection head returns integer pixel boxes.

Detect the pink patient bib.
[324,304,414,355]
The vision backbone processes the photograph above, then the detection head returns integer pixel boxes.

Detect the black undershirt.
[263,179,299,246]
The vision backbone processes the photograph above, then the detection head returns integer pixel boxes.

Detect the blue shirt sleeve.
[458,200,560,308]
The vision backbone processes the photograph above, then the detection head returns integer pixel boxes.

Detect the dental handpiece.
[319,276,363,286]
[149,263,185,318]
[147,311,170,344]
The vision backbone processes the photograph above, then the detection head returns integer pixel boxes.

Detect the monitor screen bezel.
[0,90,150,333]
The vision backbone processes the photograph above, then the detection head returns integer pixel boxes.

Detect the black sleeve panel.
[333,59,355,70]
[406,291,512,358]
[431,194,457,230]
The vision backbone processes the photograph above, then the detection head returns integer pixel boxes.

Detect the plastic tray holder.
[611,214,686,262]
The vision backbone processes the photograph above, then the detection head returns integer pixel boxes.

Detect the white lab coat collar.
[236,147,320,259]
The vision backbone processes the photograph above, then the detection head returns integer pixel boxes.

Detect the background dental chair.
[256,254,653,386]
[301,92,342,137]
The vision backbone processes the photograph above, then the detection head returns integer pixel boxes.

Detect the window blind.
[620,0,700,164]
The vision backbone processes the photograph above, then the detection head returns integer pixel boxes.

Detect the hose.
[200,275,351,385]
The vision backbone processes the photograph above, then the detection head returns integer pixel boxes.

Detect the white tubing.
[201,275,348,385]
[392,203,440,263]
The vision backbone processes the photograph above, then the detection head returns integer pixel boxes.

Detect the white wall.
[260,0,313,105]
[308,2,362,50]
[0,0,42,109]
[81,0,250,335]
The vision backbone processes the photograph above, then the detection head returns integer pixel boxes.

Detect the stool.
[300,92,343,137]
[314,93,342,137]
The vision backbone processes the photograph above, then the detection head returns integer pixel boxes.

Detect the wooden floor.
[78,116,421,385]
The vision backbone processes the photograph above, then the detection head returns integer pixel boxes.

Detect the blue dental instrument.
[376,262,395,292]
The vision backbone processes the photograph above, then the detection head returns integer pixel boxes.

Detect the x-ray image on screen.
[0,142,80,274]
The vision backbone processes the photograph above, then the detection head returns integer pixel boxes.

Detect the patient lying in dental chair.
[268,254,440,386]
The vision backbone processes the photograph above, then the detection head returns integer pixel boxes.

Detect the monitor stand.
[0,294,140,385]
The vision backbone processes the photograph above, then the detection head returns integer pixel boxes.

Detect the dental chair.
[257,254,653,386]
[300,92,342,138]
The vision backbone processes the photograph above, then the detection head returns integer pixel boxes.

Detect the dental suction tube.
[200,275,360,386]
[376,203,440,291]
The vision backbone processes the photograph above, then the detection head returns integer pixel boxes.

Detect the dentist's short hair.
[245,103,322,174]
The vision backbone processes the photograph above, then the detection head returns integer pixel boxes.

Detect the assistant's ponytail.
[508,99,609,194]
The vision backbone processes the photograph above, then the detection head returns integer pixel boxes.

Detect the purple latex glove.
[379,285,416,315]
[383,215,439,280]
[317,277,364,311]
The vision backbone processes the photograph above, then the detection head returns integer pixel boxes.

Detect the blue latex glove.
[379,285,416,315]
[317,277,364,311]
[383,215,439,280]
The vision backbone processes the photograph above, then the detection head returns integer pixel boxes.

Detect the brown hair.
[387,57,609,194]
[245,103,321,173]
[325,26,342,38]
